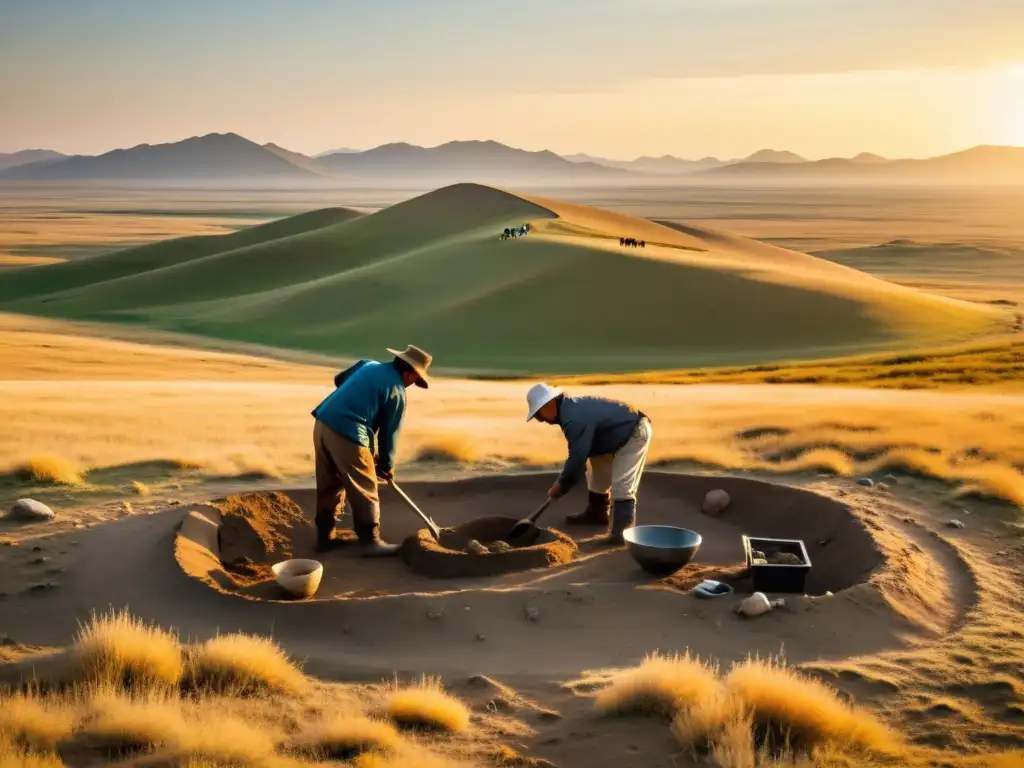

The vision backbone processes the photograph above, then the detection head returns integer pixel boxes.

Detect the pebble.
[31,556,49,565]
[877,482,889,491]
[7,499,56,523]
[947,519,966,529]
[466,539,488,555]
[28,582,58,592]
[702,489,731,516]
[31,545,43,552]
[884,474,899,485]
[168,499,182,506]
[524,605,541,622]
[857,477,874,487]
[427,609,444,620]
[475,633,486,642]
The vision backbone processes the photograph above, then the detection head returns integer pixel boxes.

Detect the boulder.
[702,489,731,516]
[8,499,55,523]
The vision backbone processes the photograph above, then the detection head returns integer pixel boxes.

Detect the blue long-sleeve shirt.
[311,360,407,471]
[556,395,644,492]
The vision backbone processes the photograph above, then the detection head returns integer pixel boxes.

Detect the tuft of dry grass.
[13,455,84,487]
[0,693,73,752]
[672,686,739,754]
[72,610,184,692]
[295,715,404,761]
[412,435,479,464]
[724,659,899,755]
[594,651,722,718]
[0,738,66,768]
[78,693,187,756]
[185,633,306,696]
[131,480,150,496]
[384,676,471,733]
[177,713,277,763]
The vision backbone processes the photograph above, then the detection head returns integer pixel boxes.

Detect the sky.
[2,0,1023,159]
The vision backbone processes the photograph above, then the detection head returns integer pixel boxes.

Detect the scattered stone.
[8,499,55,523]
[877,482,890,492]
[73,523,85,529]
[702,489,731,516]
[466,539,488,555]
[28,582,58,592]
[31,545,43,552]
[857,477,874,488]
[524,605,541,622]
[734,592,785,618]
[902,516,916,525]
[167,499,183,506]
[884,474,899,485]
[767,552,802,565]
[341,625,352,634]
[464,606,471,611]
[475,633,486,642]
[487,540,513,554]
[817,538,831,547]
[120,501,133,514]
[31,556,49,565]
[45,567,65,575]
[962,508,971,515]
[537,710,563,722]
[427,609,444,620]
[947,519,966,529]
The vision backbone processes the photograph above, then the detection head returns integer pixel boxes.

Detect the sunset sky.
[2,0,1023,159]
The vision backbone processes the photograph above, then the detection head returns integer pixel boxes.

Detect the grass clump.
[77,693,187,757]
[594,651,722,718]
[177,714,276,763]
[725,659,899,755]
[0,693,73,752]
[296,715,404,760]
[185,633,306,696]
[13,455,84,487]
[412,435,478,464]
[131,480,150,496]
[73,610,184,692]
[384,676,471,733]
[672,686,739,754]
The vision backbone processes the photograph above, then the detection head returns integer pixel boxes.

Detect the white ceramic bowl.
[271,558,323,599]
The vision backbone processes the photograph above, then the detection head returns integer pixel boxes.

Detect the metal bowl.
[623,525,702,576]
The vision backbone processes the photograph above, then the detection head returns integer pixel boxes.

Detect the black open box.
[741,535,812,594]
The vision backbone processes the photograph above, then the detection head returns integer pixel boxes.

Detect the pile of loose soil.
[402,516,577,579]
[214,492,313,583]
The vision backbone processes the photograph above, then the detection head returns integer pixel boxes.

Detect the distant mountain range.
[1,133,1020,184]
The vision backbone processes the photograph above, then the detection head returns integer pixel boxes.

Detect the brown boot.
[565,491,611,526]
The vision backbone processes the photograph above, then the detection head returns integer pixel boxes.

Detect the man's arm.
[333,359,370,388]
[556,419,596,493]
[375,387,407,476]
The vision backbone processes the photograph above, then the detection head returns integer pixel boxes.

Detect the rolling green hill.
[0,184,1006,374]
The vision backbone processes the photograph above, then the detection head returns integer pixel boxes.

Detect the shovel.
[388,480,443,543]
[505,497,555,546]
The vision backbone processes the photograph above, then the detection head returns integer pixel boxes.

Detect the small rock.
[341,625,352,634]
[817,538,831,547]
[884,474,899,485]
[487,540,513,553]
[877,482,889,492]
[835,489,849,497]
[28,582,58,592]
[8,499,56,523]
[735,592,772,618]
[947,519,966,529]
[31,556,49,565]
[962,508,971,515]
[464,606,471,611]
[702,489,731,516]
[857,477,874,488]
[31,545,43,552]
[537,710,563,722]
[73,523,85,529]
[45,567,65,575]
[120,501,133,514]
[475,633,486,642]
[427,609,444,620]
[167,499,182,506]
[524,605,541,622]
[902,516,916,525]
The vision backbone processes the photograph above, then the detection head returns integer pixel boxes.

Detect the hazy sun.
[995,63,1024,146]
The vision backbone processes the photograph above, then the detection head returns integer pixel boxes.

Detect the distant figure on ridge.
[524,383,653,545]
[310,345,433,556]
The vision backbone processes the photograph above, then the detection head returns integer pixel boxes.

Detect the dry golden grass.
[0,739,65,768]
[176,713,276,763]
[78,693,187,756]
[413,435,479,464]
[72,610,184,693]
[671,687,739,753]
[131,480,150,496]
[594,651,722,718]
[0,693,73,752]
[12,455,85,487]
[184,633,306,696]
[724,659,900,755]
[295,715,405,761]
[384,677,471,733]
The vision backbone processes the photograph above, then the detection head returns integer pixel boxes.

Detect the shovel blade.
[506,520,540,546]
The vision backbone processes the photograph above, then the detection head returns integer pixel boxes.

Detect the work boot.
[315,524,342,553]
[600,499,636,546]
[358,537,401,558]
[353,501,401,557]
[565,490,611,526]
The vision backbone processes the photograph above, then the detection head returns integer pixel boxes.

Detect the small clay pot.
[272,559,323,599]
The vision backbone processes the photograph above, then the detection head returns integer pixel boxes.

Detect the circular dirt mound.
[402,516,577,579]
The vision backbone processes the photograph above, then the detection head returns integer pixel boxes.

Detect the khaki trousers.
[313,420,380,541]
[585,418,653,501]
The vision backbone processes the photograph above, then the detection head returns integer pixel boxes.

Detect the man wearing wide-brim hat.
[525,383,653,545]
[310,345,432,556]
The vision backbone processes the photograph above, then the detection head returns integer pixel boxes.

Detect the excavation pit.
[402,515,578,579]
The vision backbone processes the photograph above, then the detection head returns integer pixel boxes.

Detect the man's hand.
[548,481,564,500]
[376,464,394,483]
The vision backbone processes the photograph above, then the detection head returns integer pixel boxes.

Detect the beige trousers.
[585,418,653,501]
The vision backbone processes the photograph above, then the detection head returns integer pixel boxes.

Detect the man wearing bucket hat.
[525,383,653,545]
[311,345,432,556]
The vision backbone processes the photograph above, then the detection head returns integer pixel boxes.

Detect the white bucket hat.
[526,382,562,421]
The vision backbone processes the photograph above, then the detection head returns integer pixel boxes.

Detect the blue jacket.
[556,395,645,492]
[311,360,406,471]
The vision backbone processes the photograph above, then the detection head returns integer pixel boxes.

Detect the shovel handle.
[528,497,553,524]
[388,480,442,541]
